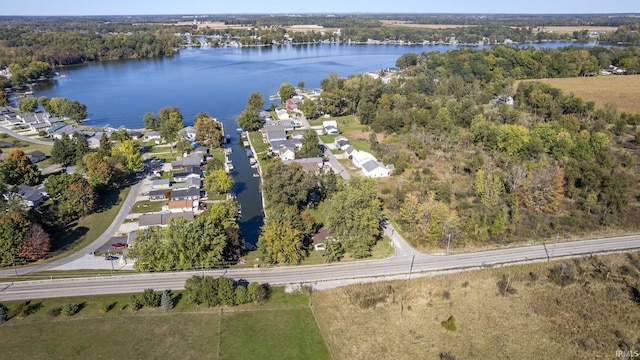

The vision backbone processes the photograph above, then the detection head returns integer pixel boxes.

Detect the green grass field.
[131,199,166,213]
[0,288,330,360]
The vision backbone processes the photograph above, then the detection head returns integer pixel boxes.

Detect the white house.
[277,147,296,161]
[276,108,289,120]
[351,150,376,168]
[334,135,350,150]
[323,120,339,134]
[361,159,390,178]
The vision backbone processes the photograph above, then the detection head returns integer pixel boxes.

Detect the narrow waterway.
[31,42,590,245]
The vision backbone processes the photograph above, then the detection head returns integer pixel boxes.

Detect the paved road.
[296,114,350,180]
[1,234,639,301]
[0,125,53,146]
[0,178,144,277]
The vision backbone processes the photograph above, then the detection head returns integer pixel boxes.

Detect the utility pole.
[408,254,415,280]
[446,234,452,253]
[543,242,550,262]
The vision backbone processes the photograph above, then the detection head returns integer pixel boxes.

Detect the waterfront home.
[138,211,195,229]
[164,199,197,213]
[26,150,46,163]
[170,187,201,201]
[277,147,296,161]
[171,155,202,169]
[29,121,50,133]
[49,123,80,140]
[194,146,209,158]
[178,126,197,142]
[86,131,111,149]
[276,108,289,120]
[270,139,301,152]
[144,130,161,142]
[263,124,287,143]
[172,166,202,182]
[259,110,272,121]
[171,176,201,190]
[0,106,14,116]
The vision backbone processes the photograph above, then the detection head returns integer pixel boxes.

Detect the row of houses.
[333,134,393,178]
[141,147,211,228]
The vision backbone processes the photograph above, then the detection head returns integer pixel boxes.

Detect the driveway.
[0,125,54,146]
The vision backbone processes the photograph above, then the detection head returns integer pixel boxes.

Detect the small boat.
[253,173,260,178]
[236,128,244,133]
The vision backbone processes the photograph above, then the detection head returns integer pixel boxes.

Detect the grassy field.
[248,131,267,154]
[0,288,330,360]
[45,187,131,260]
[131,199,166,213]
[312,252,640,360]
[536,25,618,34]
[517,75,640,114]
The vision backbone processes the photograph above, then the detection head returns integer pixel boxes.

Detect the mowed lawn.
[0,313,220,360]
[517,75,640,113]
[0,288,331,360]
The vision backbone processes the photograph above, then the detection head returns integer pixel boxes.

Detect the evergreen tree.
[161,290,174,312]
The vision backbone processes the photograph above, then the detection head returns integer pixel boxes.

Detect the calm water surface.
[32,42,586,244]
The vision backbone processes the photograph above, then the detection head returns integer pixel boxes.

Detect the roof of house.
[344,145,356,154]
[293,157,323,165]
[152,178,170,186]
[270,139,296,151]
[352,151,376,164]
[138,211,195,227]
[16,184,46,204]
[149,189,167,197]
[144,130,161,138]
[172,177,201,189]
[171,156,202,168]
[48,122,72,134]
[170,187,200,199]
[168,199,194,209]
[28,150,46,158]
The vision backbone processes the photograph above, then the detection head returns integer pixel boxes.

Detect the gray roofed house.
[172,176,201,190]
[149,189,168,200]
[29,121,50,132]
[170,187,200,201]
[144,130,161,141]
[138,211,195,228]
[151,178,171,189]
[291,131,305,140]
[173,166,202,182]
[0,106,14,115]
[270,139,297,152]
[263,124,287,143]
[344,145,357,157]
[27,150,46,163]
[171,155,202,169]
[361,159,390,178]
[178,126,197,141]
[14,184,47,207]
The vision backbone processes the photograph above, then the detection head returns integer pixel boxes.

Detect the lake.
[31,42,589,245]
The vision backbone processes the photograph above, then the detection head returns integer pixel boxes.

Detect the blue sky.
[3,0,640,16]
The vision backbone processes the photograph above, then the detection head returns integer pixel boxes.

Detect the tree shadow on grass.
[51,226,89,253]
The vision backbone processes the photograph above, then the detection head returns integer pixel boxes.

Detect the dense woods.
[312,44,640,249]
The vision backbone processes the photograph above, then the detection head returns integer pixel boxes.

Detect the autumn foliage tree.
[194,113,223,148]
[519,166,565,213]
[17,223,50,260]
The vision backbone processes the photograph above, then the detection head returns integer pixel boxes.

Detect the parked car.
[112,243,128,249]
[104,255,119,261]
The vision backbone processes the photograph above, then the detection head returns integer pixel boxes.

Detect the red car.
[112,243,128,249]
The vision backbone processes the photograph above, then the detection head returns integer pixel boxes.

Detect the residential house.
[263,124,287,143]
[128,130,142,140]
[270,139,300,151]
[0,106,14,116]
[277,147,296,161]
[259,110,272,121]
[351,151,376,168]
[290,157,324,175]
[171,155,202,170]
[49,123,80,140]
[13,184,47,207]
[276,108,289,120]
[149,189,168,200]
[286,97,302,111]
[170,187,201,201]
[173,166,202,182]
[290,131,305,140]
[194,146,209,158]
[151,178,171,190]
[171,176,201,190]
[334,136,350,150]
[29,121,50,133]
[164,199,196,213]
[178,126,197,142]
[144,130,161,142]
[344,145,357,158]
[138,211,195,229]
[361,159,390,178]
[323,120,339,134]
[86,131,111,149]
[27,150,46,163]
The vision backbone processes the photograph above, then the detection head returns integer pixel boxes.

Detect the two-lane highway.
[2,234,639,301]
